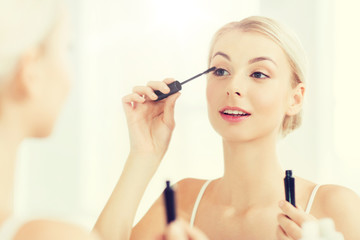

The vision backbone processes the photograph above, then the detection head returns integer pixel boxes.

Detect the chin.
[33,129,53,138]
[38,130,53,138]
[30,122,56,138]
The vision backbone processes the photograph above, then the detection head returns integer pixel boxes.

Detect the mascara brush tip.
[205,67,216,73]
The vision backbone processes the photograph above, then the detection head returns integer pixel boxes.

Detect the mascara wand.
[154,67,216,101]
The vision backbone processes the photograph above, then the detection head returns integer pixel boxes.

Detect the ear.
[286,83,305,116]
[11,47,42,101]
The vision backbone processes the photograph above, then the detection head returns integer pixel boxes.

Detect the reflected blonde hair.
[0,0,60,84]
[208,16,307,136]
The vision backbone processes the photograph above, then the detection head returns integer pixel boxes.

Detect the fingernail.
[279,200,285,208]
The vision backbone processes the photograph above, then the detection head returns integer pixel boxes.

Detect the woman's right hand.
[122,79,181,165]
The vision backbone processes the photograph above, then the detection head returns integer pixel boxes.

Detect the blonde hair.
[208,16,307,136]
[0,0,60,83]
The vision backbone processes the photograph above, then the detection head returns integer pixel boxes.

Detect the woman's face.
[206,30,295,142]
[29,13,71,137]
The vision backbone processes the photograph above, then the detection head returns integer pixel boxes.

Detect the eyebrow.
[212,51,231,61]
[248,56,277,66]
[212,52,277,66]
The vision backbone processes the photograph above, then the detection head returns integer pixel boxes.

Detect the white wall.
[14,0,360,229]
[333,0,360,192]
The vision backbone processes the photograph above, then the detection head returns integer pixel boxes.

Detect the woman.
[0,0,100,239]
[95,16,360,240]
[0,1,205,239]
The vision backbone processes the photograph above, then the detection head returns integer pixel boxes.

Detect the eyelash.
[212,67,270,80]
[250,71,270,79]
[213,68,230,77]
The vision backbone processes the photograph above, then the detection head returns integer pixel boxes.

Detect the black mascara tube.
[284,170,296,207]
[164,180,176,224]
[154,67,216,101]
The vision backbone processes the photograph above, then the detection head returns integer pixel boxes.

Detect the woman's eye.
[250,71,269,79]
[213,68,230,77]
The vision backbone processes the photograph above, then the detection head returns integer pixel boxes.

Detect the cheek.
[249,84,288,121]
[206,80,216,105]
[206,79,223,112]
[50,52,71,96]
[41,54,70,118]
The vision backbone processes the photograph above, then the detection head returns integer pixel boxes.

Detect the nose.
[226,82,242,97]
[225,73,244,97]
[227,91,241,96]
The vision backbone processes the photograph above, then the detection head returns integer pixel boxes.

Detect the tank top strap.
[0,217,27,240]
[189,179,213,228]
[305,184,322,214]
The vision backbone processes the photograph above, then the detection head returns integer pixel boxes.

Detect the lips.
[219,106,251,123]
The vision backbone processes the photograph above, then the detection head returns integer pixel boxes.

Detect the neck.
[217,133,284,209]
[0,116,24,222]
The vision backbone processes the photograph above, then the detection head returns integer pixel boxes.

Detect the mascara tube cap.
[164,180,176,224]
[154,81,182,101]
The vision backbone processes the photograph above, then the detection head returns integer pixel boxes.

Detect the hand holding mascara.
[284,170,296,207]
[164,180,176,224]
[154,67,216,101]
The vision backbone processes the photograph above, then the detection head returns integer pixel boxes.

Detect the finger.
[122,93,146,111]
[165,221,188,240]
[147,81,171,94]
[186,227,209,240]
[132,86,159,100]
[276,225,290,240]
[155,234,166,240]
[163,92,181,129]
[297,204,304,211]
[175,220,209,240]
[122,93,146,104]
[277,213,302,239]
[279,200,309,226]
[163,78,176,85]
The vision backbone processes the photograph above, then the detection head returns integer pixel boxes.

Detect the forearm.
[93,154,160,240]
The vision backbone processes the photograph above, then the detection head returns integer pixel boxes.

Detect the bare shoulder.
[130,178,208,240]
[314,184,360,214]
[175,178,209,217]
[312,184,360,239]
[14,219,100,240]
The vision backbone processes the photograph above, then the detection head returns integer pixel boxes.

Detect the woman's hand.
[158,220,209,240]
[122,79,181,164]
[277,200,317,240]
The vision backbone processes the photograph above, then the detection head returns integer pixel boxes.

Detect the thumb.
[186,227,209,240]
[163,92,181,129]
[173,220,209,240]
[165,221,187,240]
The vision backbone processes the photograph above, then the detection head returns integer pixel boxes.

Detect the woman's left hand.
[276,200,317,240]
[158,220,209,240]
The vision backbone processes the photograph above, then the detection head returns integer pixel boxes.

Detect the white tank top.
[189,179,322,227]
[0,217,27,240]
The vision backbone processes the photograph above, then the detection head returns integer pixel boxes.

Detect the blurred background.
[14,0,360,229]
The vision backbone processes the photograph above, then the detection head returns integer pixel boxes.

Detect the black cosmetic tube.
[284,170,296,207]
[164,180,176,224]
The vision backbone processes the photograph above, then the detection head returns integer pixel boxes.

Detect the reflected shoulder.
[14,219,100,240]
